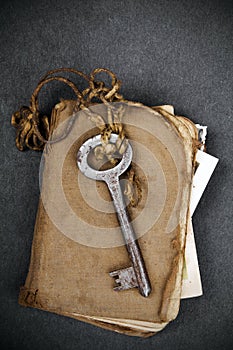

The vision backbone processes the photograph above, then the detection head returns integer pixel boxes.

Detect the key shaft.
[107,178,151,297]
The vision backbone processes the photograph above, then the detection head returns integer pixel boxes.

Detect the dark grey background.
[0,0,232,349]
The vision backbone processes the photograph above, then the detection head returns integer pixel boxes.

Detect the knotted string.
[11,67,141,206]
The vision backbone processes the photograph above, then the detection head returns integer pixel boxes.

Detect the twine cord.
[11,67,141,206]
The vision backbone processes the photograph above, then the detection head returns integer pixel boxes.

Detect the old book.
[19,100,196,337]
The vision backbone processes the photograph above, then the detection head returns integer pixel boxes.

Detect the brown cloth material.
[19,101,196,337]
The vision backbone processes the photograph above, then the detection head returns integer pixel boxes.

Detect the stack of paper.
[18,101,218,337]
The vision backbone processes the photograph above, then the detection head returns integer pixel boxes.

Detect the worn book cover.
[19,101,196,337]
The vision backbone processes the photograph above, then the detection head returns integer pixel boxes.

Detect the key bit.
[110,267,138,291]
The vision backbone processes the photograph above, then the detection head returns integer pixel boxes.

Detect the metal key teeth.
[110,267,138,291]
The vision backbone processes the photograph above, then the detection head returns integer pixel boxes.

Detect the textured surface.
[0,0,232,349]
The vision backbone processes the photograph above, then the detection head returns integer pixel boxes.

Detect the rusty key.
[77,134,151,297]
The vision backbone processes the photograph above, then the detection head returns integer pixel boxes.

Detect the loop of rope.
[12,68,124,151]
[88,67,123,103]
[11,67,141,206]
[30,76,85,113]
